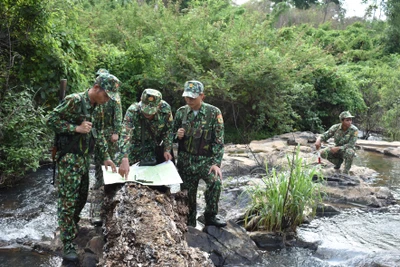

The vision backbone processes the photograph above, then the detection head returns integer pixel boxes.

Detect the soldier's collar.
[84,90,93,109]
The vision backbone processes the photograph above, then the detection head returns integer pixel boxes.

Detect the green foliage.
[0,89,50,185]
[0,0,94,107]
[244,146,323,232]
[384,0,400,53]
[270,0,319,10]
[2,0,400,184]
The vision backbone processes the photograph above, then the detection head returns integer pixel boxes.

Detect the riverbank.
[1,131,400,266]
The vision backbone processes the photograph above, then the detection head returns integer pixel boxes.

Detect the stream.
[0,150,400,267]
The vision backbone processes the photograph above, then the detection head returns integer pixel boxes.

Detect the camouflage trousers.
[94,140,119,190]
[93,140,119,223]
[57,153,90,245]
[321,147,355,173]
[177,151,222,226]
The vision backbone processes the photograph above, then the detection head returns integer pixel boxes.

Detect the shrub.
[244,146,323,232]
[0,89,50,186]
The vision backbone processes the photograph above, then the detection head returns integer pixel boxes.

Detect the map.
[102,160,183,186]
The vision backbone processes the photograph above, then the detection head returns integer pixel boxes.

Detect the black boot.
[63,243,78,262]
[205,215,227,227]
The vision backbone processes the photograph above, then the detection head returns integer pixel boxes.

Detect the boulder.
[186,221,262,267]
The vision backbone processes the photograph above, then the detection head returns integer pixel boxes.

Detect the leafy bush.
[244,146,323,232]
[0,89,50,186]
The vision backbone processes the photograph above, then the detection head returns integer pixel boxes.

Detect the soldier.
[315,111,359,174]
[47,73,120,262]
[173,80,226,227]
[117,89,173,178]
[91,69,123,226]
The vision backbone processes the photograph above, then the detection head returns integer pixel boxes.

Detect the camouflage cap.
[96,68,109,76]
[95,73,121,101]
[339,111,354,120]
[140,89,162,115]
[182,80,204,98]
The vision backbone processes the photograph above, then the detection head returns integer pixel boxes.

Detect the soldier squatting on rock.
[315,111,359,174]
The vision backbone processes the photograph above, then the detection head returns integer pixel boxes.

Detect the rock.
[248,231,285,250]
[186,221,262,267]
[384,147,400,157]
[86,236,104,257]
[316,204,341,217]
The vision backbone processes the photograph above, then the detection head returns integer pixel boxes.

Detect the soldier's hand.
[104,160,117,173]
[164,151,173,161]
[76,121,93,134]
[118,158,130,180]
[177,128,185,140]
[209,165,222,181]
[111,133,119,142]
[330,147,340,154]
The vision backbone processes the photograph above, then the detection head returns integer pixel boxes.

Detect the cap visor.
[141,105,157,115]
[182,91,199,98]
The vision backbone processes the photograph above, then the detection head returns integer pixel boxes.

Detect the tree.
[384,0,400,53]
[271,0,319,9]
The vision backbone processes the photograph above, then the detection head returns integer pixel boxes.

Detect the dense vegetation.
[1,0,399,184]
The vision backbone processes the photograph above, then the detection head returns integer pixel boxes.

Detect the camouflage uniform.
[93,95,123,189]
[173,81,224,226]
[117,89,173,165]
[320,111,359,174]
[46,73,120,255]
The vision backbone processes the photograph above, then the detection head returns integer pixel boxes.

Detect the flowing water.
[256,150,400,267]
[1,150,400,267]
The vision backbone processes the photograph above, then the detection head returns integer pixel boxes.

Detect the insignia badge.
[148,96,154,102]
[217,114,223,124]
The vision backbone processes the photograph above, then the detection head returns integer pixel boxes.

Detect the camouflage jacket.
[173,102,224,167]
[47,90,110,160]
[117,100,173,162]
[93,96,123,137]
[320,123,359,150]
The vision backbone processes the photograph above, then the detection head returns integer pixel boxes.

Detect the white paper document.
[102,160,182,186]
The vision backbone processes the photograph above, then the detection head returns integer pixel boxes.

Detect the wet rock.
[316,204,341,217]
[248,231,285,250]
[186,221,262,266]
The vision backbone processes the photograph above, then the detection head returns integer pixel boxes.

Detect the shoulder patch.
[217,114,223,124]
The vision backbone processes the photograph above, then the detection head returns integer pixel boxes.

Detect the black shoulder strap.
[57,95,88,161]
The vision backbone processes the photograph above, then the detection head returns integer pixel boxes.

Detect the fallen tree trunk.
[101,183,213,267]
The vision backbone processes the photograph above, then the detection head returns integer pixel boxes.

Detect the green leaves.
[0,89,50,184]
[244,146,323,232]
